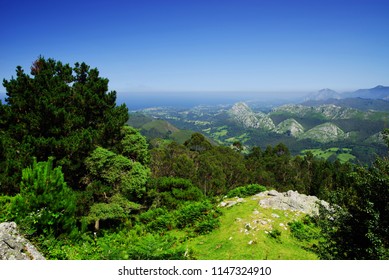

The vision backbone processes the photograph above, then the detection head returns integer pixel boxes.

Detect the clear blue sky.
[1,0,389,96]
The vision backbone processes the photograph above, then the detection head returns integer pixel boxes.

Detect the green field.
[183,196,318,260]
[301,147,356,163]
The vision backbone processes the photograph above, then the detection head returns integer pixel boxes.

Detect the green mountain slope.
[184,194,319,260]
[133,102,388,164]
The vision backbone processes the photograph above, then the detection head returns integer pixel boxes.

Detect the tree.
[317,131,389,259]
[83,147,150,230]
[184,132,212,152]
[0,57,128,194]
[10,158,76,237]
[115,126,150,165]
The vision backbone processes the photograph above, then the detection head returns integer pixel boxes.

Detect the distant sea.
[0,91,302,111]
[116,91,302,111]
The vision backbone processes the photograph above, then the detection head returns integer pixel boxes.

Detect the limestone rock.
[258,190,329,216]
[0,222,45,260]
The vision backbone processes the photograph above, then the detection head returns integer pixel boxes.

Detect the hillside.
[127,113,195,144]
[185,190,323,260]
[133,102,388,164]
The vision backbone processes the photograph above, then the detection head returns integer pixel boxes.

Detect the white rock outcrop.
[0,222,45,260]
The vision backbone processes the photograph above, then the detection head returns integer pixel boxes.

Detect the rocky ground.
[0,222,45,260]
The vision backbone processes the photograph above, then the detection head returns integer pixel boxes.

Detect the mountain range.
[304,85,389,101]
[128,85,389,164]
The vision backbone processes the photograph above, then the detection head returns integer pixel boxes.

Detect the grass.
[301,147,356,163]
[181,196,319,260]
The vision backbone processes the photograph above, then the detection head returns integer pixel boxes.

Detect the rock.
[0,222,45,260]
[271,213,280,219]
[268,190,279,196]
[219,201,238,208]
[229,102,275,130]
[259,190,330,216]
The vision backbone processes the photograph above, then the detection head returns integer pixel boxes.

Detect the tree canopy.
[0,57,128,194]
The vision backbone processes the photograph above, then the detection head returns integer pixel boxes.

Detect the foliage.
[0,57,128,194]
[37,230,190,260]
[226,184,266,198]
[115,125,150,165]
[83,146,149,229]
[146,177,204,209]
[10,158,76,237]
[175,200,222,234]
[288,216,319,241]
[84,147,150,200]
[184,132,212,152]
[0,195,14,222]
[87,194,141,223]
[317,155,389,259]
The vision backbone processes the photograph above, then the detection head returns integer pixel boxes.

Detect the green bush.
[139,208,168,224]
[147,177,204,210]
[288,217,318,241]
[268,229,282,240]
[127,233,189,260]
[227,184,266,198]
[11,157,77,237]
[193,215,221,235]
[0,195,14,222]
[146,213,176,232]
[175,200,222,234]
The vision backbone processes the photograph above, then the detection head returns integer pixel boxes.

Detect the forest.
[0,57,388,260]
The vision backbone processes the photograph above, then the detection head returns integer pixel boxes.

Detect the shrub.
[175,200,222,234]
[288,216,318,241]
[227,184,266,198]
[0,195,14,222]
[11,157,76,236]
[268,229,282,240]
[147,177,204,210]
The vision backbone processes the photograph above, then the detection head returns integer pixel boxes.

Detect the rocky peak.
[274,118,304,137]
[230,102,275,130]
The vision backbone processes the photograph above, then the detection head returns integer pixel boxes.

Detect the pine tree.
[1,57,128,193]
[11,158,76,236]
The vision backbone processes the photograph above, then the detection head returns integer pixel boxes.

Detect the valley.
[128,98,388,164]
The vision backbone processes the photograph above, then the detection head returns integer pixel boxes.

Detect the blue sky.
[1,0,389,97]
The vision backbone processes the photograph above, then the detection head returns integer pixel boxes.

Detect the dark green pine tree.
[0,57,128,194]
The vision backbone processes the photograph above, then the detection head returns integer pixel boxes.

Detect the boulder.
[258,190,329,216]
[0,222,45,260]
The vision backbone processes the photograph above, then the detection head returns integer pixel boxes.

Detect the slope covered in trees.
[0,58,388,260]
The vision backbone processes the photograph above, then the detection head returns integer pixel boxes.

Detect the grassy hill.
[182,195,319,260]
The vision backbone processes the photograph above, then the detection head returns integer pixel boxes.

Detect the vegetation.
[0,58,388,260]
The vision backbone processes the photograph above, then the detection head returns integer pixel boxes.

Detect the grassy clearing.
[182,196,319,260]
[302,147,356,163]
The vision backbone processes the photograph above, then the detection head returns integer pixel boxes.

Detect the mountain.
[274,118,304,137]
[298,123,348,143]
[132,101,388,164]
[303,86,389,102]
[271,104,359,120]
[304,88,341,101]
[301,97,389,112]
[229,102,275,130]
[345,85,389,100]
